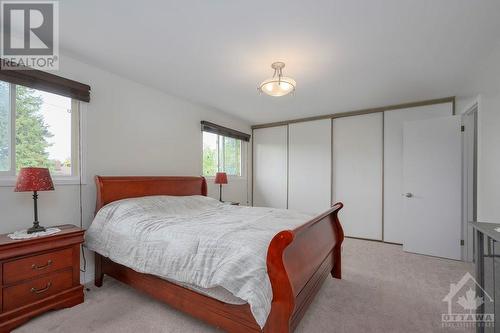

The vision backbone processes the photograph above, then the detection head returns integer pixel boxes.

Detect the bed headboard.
[95,176,208,213]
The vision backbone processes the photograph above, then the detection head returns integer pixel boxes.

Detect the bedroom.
[0,0,499,332]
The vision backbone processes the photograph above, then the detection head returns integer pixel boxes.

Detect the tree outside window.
[0,81,75,176]
[0,81,9,171]
[202,132,243,177]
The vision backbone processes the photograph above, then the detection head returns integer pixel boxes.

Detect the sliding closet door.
[253,126,288,208]
[383,102,452,243]
[332,113,383,240]
[288,119,331,214]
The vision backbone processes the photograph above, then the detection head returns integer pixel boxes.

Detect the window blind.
[201,121,251,142]
[0,58,91,102]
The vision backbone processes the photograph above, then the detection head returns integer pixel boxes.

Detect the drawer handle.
[32,260,52,270]
[31,282,52,294]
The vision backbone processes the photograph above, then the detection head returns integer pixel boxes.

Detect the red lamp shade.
[14,167,54,192]
[214,172,228,184]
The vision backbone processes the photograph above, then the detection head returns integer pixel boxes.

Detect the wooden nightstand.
[0,224,84,332]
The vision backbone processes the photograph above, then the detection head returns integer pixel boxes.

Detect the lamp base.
[27,223,46,234]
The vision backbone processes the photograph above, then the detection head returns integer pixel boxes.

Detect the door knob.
[402,193,413,198]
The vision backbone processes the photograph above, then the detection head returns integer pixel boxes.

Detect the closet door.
[288,119,331,214]
[332,113,383,240]
[253,126,288,208]
[383,102,452,244]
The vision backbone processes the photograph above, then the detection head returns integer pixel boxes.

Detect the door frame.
[462,98,480,261]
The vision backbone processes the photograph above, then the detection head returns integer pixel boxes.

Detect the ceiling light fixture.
[258,62,296,97]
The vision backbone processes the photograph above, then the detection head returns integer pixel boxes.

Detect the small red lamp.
[14,167,54,234]
[214,172,228,202]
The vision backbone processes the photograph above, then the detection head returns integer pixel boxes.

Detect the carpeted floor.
[14,238,473,333]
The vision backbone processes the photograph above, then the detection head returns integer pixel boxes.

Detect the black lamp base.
[27,191,45,234]
[27,222,46,234]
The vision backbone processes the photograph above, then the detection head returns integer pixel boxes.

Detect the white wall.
[457,42,500,223]
[0,54,251,283]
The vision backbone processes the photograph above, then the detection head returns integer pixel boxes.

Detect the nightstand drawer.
[3,247,73,284]
[3,269,73,312]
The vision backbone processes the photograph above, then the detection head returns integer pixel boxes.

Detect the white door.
[402,116,462,260]
[288,119,331,214]
[383,103,452,243]
[253,126,288,208]
[332,113,383,240]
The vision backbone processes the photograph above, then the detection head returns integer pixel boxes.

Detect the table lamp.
[214,172,228,202]
[14,167,54,233]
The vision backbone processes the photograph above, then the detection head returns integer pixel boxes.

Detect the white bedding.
[85,195,313,328]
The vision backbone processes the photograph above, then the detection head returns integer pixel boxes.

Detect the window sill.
[205,176,247,181]
[0,177,84,187]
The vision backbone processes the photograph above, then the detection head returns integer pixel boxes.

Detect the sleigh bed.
[90,176,344,333]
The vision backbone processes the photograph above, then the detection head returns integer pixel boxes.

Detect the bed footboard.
[264,203,344,333]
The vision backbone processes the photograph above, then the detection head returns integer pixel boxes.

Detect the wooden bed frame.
[93,176,344,333]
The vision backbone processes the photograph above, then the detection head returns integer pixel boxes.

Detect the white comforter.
[85,195,313,328]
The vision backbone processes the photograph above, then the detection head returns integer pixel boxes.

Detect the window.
[0,81,10,172]
[0,81,79,179]
[203,132,244,177]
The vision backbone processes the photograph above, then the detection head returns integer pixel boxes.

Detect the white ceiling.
[59,0,500,124]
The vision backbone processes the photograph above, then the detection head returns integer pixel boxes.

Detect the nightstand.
[0,224,84,332]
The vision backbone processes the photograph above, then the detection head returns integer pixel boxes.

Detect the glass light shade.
[259,76,296,97]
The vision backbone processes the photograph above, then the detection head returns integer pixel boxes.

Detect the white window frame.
[202,132,247,179]
[0,84,15,177]
[0,82,85,186]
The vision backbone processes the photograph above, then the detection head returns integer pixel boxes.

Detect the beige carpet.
[14,238,473,333]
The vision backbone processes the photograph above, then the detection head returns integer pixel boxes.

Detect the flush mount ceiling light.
[258,62,296,97]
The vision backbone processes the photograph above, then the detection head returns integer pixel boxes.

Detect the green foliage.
[202,135,241,176]
[0,82,9,170]
[223,137,241,176]
[203,145,218,176]
[15,86,53,171]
